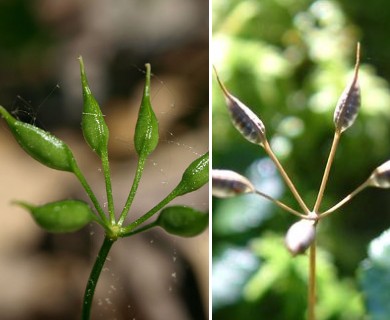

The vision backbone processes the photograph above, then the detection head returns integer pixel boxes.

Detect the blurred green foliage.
[359,230,390,319]
[212,0,390,318]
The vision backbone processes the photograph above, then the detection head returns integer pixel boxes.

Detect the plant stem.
[254,190,309,219]
[121,221,157,237]
[118,154,147,226]
[122,188,178,233]
[320,180,368,218]
[82,235,115,320]
[101,151,115,224]
[313,131,341,213]
[263,140,310,214]
[72,163,108,225]
[308,241,316,320]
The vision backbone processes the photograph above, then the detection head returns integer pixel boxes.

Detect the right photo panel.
[212,0,390,319]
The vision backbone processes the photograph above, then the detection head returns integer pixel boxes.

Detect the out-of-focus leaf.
[212,246,260,310]
[359,229,390,319]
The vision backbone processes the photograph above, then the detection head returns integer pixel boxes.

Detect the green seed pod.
[79,57,110,158]
[0,106,76,172]
[174,152,209,196]
[156,205,208,237]
[15,200,95,233]
[134,63,159,157]
[367,160,390,188]
[285,219,316,256]
[333,43,361,133]
[214,67,267,147]
[212,169,255,198]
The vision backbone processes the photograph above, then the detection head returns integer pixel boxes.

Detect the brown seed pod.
[212,169,255,198]
[367,160,390,188]
[285,219,316,256]
[213,67,267,146]
[333,43,361,133]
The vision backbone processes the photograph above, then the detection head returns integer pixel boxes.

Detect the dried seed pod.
[285,219,316,256]
[214,67,267,146]
[333,43,361,133]
[212,169,255,198]
[367,160,390,188]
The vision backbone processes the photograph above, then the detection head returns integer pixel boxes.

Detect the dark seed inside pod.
[227,95,267,146]
[213,67,267,146]
[333,43,361,133]
[212,169,255,198]
[368,160,390,188]
[333,80,360,133]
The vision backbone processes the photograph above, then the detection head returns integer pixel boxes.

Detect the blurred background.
[0,1,208,319]
[213,0,390,319]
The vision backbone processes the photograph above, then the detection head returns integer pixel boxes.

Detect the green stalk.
[71,163,108,225]
[101,151,116,224]
[82,236,115,319]
[122,188,178,234]
[117,154,147,226]
[121,221,157,238]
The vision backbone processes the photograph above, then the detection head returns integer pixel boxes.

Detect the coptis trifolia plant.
[0,58,209,319]
[212,43,390,319]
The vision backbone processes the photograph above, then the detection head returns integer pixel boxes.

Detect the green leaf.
[0,106,76,172]
[134,63,159,156]
[174,152,209,196]
[16,200,96,233]
[156,205,208,237]
[79,56,110,158]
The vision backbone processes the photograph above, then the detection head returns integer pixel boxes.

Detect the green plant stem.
[121,221,157,237]
[263,140,310,214]
[101,151,115,224]
[320,180,368,218]
[313,131,341,213]
[254,190,308,219]
[82,236,115,320]
[122,188,178,234]
[308,241,316,320]
[72,163,108,225]
[117,154,147,226]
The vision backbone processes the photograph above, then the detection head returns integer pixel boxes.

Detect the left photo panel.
[0,1,209,319]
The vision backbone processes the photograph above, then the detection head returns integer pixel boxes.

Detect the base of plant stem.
[82,235,115,320]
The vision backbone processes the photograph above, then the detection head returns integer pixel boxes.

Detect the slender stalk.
[308,241,317,320]
[121,221,157,238]
[82,236,115,320]
[320,180,368,218]
[306,132,340,320]
[254,190,309,219]
[101,151,115,224]
[72,163,108,225]
[263,140,310,214]
[122,188,178,233]
[117,154,147,226]
[313,131,341,213]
